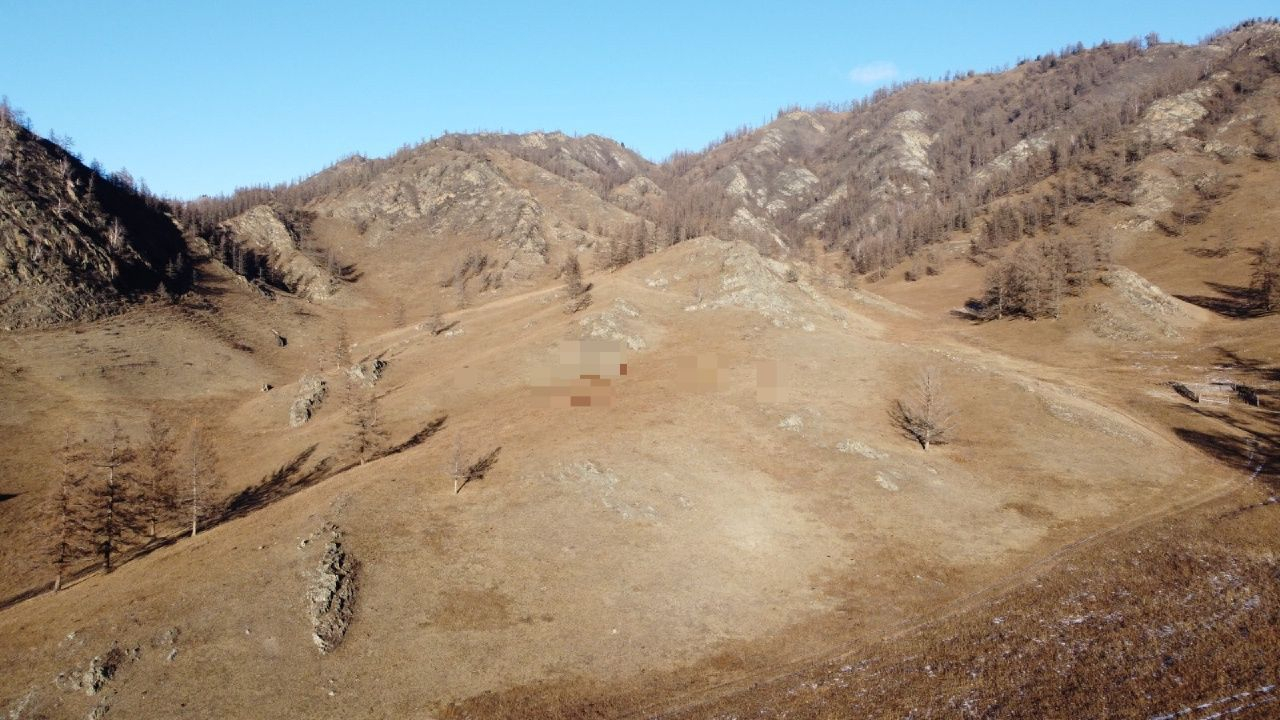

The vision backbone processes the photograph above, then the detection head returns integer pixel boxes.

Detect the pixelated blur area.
[675,353,724,393]
[533,339,628,408]
[755,359,791,403]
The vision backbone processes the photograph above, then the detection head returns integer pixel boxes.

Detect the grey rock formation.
[307,525,357,654]
[289,375,327,427]
[346,357,388,386]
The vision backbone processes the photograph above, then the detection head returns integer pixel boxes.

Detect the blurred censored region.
[533,340,628,407]
[675,353,724,393]
[534,343,790,408]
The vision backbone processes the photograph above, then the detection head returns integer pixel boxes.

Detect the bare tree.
[105,218,126,250]
[1251,240,1280,312]
[185,426,223,537]
[427,302,447,336]
[332,324,352,372]
[84,422,142,572]
[448,434,467,494]
[892,367,958,451]
[344,384,389,466]
[139,413,178,538]
[454,274,469,310]
[43,434,89,591]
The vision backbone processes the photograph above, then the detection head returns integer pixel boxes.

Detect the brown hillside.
[3,19,1280,720]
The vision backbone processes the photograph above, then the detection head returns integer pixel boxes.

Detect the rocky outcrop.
[307,525,357,654]
[347,357,388,386]
[216,205,335,300]
[682,238,813,330]
[289,375,327,427]
[1090,268,1204,340]
[578,298,647,351]
[53,643,133,696]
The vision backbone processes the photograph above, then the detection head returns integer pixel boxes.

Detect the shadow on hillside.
[457,446,502,494]
[429,320,460,336]
[380,414,448,458]
[0,416,455,612]
[1175,282,1269,319]
[1171,348,1280,500]
[0,493,17,503]
[1215,347,1280,389]
[334,262,362,283]
[222,444,326,522]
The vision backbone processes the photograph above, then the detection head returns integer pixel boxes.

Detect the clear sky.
[1,1,1275,199]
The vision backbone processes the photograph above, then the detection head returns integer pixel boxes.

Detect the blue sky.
[1,1,1275,199]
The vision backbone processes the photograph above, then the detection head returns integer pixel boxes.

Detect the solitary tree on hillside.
[84,422,143,573]
[332,324,352,372]
[344,384,389,466]
[139,413,179,538]
[185,426,223,537]
[427,302,447,336]
[42,434,89,591]
[891,367,958,451]
[448,433,468,494]
[1251,240,1280,312]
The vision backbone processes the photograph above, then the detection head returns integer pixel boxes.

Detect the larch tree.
[344,383,389,466]
[332,324,352,372]
[891,367,959,451]
[43,434,89,591]
[185,426,223,537]
[1251,239,1280,311]
[84,422,143,573]
[448,433,468,494]
[139,413,179,538]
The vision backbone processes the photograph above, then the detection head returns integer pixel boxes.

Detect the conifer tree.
[344,383,389,466]
[84,422,143,572]
[43,434,89,591]
[185,426,223,537]
[139,413,178,538]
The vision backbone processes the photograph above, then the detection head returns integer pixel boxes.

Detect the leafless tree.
[105,218,126,250]
[448,434,467,494]
[1251,240,1280,311]
[427,300,448,335]
[332,324,352,372]
[84,422,142,572]
[345,384,389,466]
[892,367,958,451]
[454,274,469,310]
[139,414,178,538]
[185,426,223,537]
[43,434,89,591]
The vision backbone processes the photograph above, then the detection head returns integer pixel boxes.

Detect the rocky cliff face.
[0,110,188,329]
[215,205,336,301]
